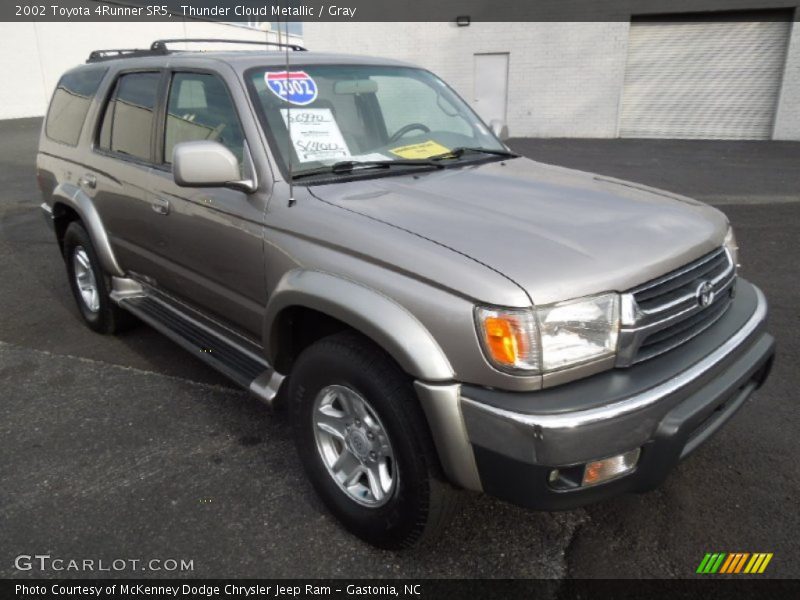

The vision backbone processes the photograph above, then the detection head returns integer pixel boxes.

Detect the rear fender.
[51,182,123,276]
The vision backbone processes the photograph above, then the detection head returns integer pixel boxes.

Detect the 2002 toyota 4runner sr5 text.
[37,39,775,549]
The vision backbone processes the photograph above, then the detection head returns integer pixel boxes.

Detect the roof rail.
[86,38,307,64]
[87,47,168,63]
[150,38,307,53]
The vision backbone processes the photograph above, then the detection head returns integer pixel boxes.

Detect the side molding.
[264,269,454,382]
[52,182,124,276]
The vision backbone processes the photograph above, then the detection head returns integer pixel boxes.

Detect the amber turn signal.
[582,448,641,487]
[484,316,523,365]
[475,308,540,372]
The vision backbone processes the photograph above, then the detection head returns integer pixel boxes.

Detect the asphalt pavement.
[1,118,798,579]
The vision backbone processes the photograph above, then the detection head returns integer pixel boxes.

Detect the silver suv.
[37,39,775,549]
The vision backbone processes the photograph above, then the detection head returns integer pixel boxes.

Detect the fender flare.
[264,269,454,382]
[51,182,124,276]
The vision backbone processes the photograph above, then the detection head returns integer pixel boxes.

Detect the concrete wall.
[305,20,800,140]
[0,20,301,120]
[304,22,630,138]
[6,17,798,139]
[775,21,800,140]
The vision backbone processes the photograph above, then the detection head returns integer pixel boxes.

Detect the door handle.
[80,174,97,189]
[151,196,170,215]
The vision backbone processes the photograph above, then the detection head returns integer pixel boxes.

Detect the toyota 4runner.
[37,39,775,549]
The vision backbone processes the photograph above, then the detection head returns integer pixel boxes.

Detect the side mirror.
[172,141,256,193]
[489,119,509,141]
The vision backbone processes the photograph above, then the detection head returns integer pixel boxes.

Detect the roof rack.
[150,38,307,53]
[86,38,307,63]
[87,47,168,63]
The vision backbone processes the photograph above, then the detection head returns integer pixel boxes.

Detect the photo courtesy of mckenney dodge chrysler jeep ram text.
[36,38,775,549]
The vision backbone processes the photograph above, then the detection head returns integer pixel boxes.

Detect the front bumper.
[420,279,774,510]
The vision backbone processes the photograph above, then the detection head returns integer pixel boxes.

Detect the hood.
[310,157,728,306]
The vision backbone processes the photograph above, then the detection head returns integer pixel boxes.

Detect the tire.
[63,221,133,334]
[288,332,460,549]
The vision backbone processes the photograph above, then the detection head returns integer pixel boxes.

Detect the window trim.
[92,68,167,167]
[154,67,250,173]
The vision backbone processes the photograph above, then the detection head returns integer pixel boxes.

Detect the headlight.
[476,293,620,374]
[537,293,620,371]
[724,225,739,268]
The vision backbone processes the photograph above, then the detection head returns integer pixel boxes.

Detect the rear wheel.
[63,221,133,334]
[288,332,460,549]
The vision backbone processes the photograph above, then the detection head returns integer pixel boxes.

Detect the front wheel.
[288,332,459,549]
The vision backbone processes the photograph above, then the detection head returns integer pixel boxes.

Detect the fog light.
[582,449,640,487]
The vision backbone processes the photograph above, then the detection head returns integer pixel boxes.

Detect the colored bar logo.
[696,553,773,574]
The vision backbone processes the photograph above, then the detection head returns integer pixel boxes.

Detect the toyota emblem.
[696,280,715,308]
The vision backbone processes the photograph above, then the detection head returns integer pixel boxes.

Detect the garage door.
[620,15,791,139]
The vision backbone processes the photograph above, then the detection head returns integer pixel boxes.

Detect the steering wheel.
[388,123,431,144]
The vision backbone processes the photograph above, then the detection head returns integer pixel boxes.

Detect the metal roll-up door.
[620,14,791,139]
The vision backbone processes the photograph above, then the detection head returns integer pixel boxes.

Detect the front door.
[473,53,509,125]
[147,70,268,338]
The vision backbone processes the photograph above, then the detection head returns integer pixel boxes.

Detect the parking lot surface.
[1,118,798,579]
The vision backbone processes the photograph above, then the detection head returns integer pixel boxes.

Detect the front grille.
[617,247,737,366]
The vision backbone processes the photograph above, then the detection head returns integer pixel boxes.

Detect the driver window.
[164,73,245,164]
[373,76,472,138]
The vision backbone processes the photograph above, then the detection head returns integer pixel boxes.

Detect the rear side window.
[45,68,107,146]
[164,72,245,164]
[99,72,160,162]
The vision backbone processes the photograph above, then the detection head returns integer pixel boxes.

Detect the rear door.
[146,69,268,337]
[90,70,165,277]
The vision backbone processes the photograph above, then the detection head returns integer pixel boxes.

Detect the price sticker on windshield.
[390,140,451,160]
[281,108,351,162]
[266,71,318,106]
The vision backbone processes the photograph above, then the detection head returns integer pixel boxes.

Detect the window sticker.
[281,108,351,163]
[389,140,450,159]
[266,71,318,106]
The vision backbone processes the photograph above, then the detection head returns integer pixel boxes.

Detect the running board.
[113,284,284,406]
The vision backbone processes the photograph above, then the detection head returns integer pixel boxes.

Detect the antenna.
[285,18,296,207]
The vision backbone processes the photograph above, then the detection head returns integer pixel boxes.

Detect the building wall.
[304,22,630,138]
[305,19,800,140]
[6,17,798,139]
[774,21,800,140]
[0,20,301,120]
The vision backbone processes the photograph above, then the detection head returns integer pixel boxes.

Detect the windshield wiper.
[430,147,519,160]
[291,149,516,180]
[292,159,445,180]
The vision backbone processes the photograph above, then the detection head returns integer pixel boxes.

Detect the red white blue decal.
[265,71,318,106]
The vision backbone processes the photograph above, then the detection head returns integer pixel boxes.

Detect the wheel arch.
[51,183,123,276]
[264,270,454,383]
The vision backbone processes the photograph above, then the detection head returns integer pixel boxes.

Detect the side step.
[114,289,284,405]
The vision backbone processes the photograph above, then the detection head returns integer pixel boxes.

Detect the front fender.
[52,182,124,277]
[264,269,454,382]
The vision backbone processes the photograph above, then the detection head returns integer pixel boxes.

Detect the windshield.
[246,65,507,178]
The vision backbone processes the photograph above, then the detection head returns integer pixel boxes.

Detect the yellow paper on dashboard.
[389,140,450,159]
